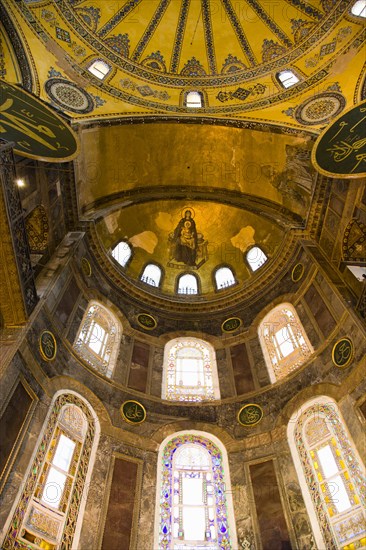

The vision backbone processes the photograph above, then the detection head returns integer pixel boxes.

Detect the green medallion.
[121,400,146,424]
[39,330,57,361]
[332,337,354,368]
[291,263,304,283]
[0,80,79,161]
[81,257,92,277]
[237,404,263,427]
[137,313,157,330]
[221,317,242,333]
[311,100,366,178]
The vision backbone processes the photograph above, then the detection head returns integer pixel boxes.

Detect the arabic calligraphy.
[312,100,366,178]
[237,404,263,426]
[39,330,57,361]
[121,400,146,424]
[222,317,242,333]
[0,80,79,161]
[137,313,157,330]
[332,338,353,368]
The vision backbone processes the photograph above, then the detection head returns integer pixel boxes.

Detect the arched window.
[73,300,121,377]
[276,69,300,88]
[288,397,366,549]
[154,431,238,549]
[214,266,236,290]
[177,273,198,295]
[111,241,132,267]
[258,303,313,382]
[185,91,203,108]
[87,59,111,79]
[246,246,268,271]
[351,0,366,17]
[162,338,220,402]
[2,392,99,550]
[140,263,162,287]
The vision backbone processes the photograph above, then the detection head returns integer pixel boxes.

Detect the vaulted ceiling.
[1,0,365,302]
[2,0,365,128]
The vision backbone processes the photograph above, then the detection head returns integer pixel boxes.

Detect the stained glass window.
[162,338,220,402]
[154,432,237,549]
[246,246,268,271]
[73,301,121,377]
[258,303,313,382]
[288,397,366,549]
[2,394,98,550]
[214,267,236,290]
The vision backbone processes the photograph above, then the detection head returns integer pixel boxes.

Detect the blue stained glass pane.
[162,523,168,534]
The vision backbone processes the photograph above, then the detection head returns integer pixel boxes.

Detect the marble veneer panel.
[249,460,291,550]
[0,380,33,485]
[101,456,139,550]
[128,341,150,392]
[303,284,336,337]
[230,343,255,395]
[54,276,80,328]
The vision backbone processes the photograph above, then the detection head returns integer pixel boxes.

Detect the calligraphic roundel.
[311,100,366,178]
[0,80,79,161]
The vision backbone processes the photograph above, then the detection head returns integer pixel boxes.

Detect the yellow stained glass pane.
[317,472,323,481]
[339,460,345,469]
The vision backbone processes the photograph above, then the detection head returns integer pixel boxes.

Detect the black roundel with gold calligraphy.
[237,404,263,427]
[312,100,366,178]
[0,80,79,162]
[39,330,57,361]
[121,400,146,424]
[332,337,354,368]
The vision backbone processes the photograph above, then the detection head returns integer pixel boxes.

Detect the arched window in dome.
[87,58,111,79]
[154,431,238,549]
[111,241,132,267]
[2,393,99,550]
[177,273,199,295]
[185,90,203,108]
[140,263,162,287]
[162,338,220,402]
[258,303,313,382]
[73,300,121,377]
[214,266,236,290]
[246,246,268,271]
[276,69,300,88]
[351,0,366,17]
[288,396,366,549]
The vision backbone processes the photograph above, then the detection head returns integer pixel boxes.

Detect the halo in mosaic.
[45,78,94,114]
[294,92,345,126]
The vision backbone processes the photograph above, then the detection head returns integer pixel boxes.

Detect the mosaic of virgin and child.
[168,209,208,268]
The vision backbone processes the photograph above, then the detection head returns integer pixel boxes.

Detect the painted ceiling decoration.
[0,0,364,303]
[1,0,364,129]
